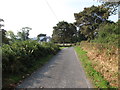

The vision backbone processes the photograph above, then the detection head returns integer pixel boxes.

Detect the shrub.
[92,23,119,47]
[2,40,60,74]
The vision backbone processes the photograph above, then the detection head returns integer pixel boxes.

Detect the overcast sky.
[0,0,118,38]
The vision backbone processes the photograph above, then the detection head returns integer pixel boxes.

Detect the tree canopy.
[17,27,32,41]
[52,21,77,43]
[37,33,47,41]
[0,19,9,44]
[74,4,118,41]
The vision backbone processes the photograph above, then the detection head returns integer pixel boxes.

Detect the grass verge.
[59,47,68,49]
[3,55,54,88]
[74,46,113,88]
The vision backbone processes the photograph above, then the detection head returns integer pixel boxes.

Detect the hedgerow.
[92,22,119,47]
[79,41,118,88]
[2,40,60,74]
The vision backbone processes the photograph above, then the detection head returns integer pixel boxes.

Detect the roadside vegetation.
[74,19,119,88]
[74,17,119,88]
[79,42,118,88]
[3,55,53,88]
[73,2,119,88]
[0,1,119,89]
[2,41,60,88]
[75,41,118,88]
[59,47,67,50]
[0,20,60,88]
[75,46,112,88]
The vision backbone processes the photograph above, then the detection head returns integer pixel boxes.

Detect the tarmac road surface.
[17,47,92,88]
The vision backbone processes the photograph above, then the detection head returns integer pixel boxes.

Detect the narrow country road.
[17,47,92,88]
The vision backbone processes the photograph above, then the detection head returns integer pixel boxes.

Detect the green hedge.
[2,40,60,74]
[92,22,119,47]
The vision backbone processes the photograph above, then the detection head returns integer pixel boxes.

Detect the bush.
[2,40,60,74]
[92,22,119,47]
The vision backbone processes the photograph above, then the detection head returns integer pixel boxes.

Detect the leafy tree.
[37,33,46,41]
[6,31,17,42]
[17,27,32,41]
[92,20,119,46]
[0,19,4,28]
[77,30,87,42]
[52,21,77,43]
[102,2,119,15]
[67,23,78,43]
[74,4,118,41]
[97,0,119,15]
[0,19,9,44]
